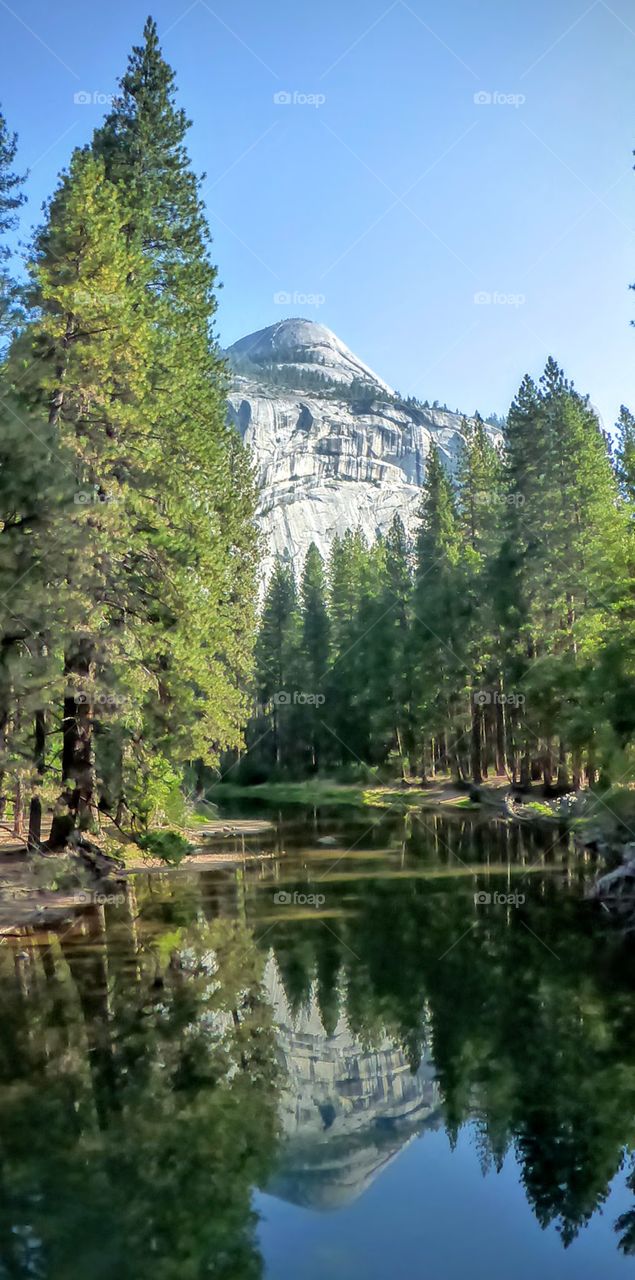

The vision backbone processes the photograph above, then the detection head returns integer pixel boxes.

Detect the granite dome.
[226,321,501,585]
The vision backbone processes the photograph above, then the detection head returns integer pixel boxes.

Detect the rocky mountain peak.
[226,318,395,394]
[226,320,501,586]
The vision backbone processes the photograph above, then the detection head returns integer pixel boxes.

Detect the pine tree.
[2,111,257,844]
[93,16,259,800]
[326,530,378,769]
[0,104,25,344]
[7,148,158,842]
[299,543,330,770]
[456,416,505,780]
[615,406,635,507]
[370,514,416,775]
[411,447,466,780]
[0,105,40,833]
[255,559,301,771]
[496,373,553,783]
[495,362,627,787]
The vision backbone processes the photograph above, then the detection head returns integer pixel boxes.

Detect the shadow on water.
[2,810,635,1276]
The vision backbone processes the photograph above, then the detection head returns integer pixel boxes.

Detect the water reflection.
[264,953,441,1210]
[1,811,635,1276]
[0,889,280,1279]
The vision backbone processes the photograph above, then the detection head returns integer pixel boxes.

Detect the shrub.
[136,830,193,866]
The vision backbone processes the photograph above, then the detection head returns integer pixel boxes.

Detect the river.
[1,805,634,1279]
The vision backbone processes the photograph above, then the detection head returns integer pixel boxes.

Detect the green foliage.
[0,102,25,344]
[0,23,258,847]
[243,358,635,794]
[0,902,280,1277]
[616,404,635,507]
[136,829,193,865]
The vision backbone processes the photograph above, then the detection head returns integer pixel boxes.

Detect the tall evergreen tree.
[7,149,159,842]
[0,20,260,845]
[326,530,378,768]
[369,514,416,775]
[456,416,505,780]
[0,104,25,343]
[616,405,635,508]
[93,15,259,804]
[255,559,301,771]
[299,543,330,770]
[411,447,466,780]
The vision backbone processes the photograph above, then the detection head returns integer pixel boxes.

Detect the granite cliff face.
[226,319,497,582]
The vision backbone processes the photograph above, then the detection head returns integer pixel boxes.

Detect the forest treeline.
[0,20,258,849]
[1,17,634,846]
[244,373,635,790]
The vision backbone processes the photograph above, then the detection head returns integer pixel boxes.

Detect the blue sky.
[1,0,634,424]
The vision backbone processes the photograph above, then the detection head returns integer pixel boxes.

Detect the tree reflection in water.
[0,878,280,1280]
[1,812,635,1273]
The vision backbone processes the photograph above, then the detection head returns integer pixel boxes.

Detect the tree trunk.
[572,749,582,791]
[395,725,408,782]
[557,739,569,789]
[452,730,465,784]
[519,752,531,789]
[0,706,8,820]
[495,685,507,775]
[48,638,97,849]
[12,781,26,841]
[12,778,24,839]
[542,740,554,789]
[27,709,46,851]
[470,690,483,784]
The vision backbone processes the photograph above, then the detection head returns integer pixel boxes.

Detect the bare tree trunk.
[48,638,97,849]
[495,687,507,775]
[519,752,531,789]
[27,709,46,851]
[395,726,408,782]
[0,705,8,820]
[453,730,465,784]
[12,778,24,838]
[572,749,582,790]
[470,689,483,784]
[542,739,554,789]
[557,739,569,789]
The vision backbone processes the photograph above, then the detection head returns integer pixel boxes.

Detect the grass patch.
[521,801,558,819]
[208,779,481,813]
[207,780,370,806]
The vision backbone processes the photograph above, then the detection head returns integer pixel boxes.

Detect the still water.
[1,807,635,1279]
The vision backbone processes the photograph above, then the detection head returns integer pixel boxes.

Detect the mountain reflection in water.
[1,810,635,1279]
[264,954,442,1210]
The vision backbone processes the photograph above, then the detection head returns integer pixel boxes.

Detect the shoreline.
[0,779,625,935]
